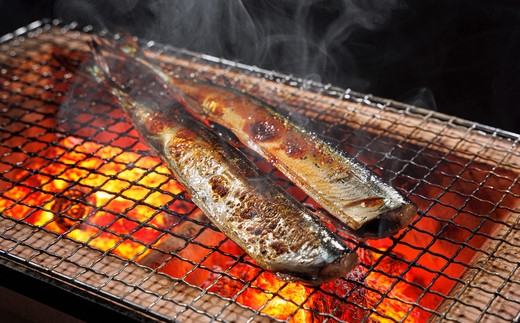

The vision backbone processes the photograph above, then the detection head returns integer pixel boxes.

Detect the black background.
[1,0,519,134]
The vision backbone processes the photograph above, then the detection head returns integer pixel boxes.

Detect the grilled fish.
[122,48,417,241]
[86,46,359,285]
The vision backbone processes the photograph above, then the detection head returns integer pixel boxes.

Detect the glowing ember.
[201,253,315,322]
[0,136,185,260]
[0,27,517,323]
[0,132,442,322]
[238,272,313,321]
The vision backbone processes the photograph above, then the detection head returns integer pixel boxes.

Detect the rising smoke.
[54,0,409,96]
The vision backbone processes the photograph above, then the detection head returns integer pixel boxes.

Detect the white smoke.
[54,0,407,93]
[400,87,437,111]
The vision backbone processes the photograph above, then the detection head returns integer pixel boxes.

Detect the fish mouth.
[346,203,418,241]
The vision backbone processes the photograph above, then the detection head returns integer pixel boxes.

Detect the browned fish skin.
[145,76,417,240]
[87,61,359,285]
[117,41,416,240]
[119,40,416,240]
[131,103,358,284]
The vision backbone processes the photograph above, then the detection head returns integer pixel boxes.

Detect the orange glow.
[364,250,422,322]
[0,136,185,261]
[0,134,440,322]
[238,272,314,321]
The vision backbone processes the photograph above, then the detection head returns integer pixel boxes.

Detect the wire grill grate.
[1,20,520,322]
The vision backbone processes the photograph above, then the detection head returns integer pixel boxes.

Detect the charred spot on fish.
[270,241,289,255]
[323,156,334,164]
[245,120,281,142]
[246,225,264,236]
[225,199,234,207]
[169,143,183,159]
[209,175,229,198]
[143,112,164,134]
[141,109,179,135]
[239,208,257,220]
[281,138,308,159]
[176,127,197,141]
[310,145,334,164]
[169,128,197,158]
[169,143,185,159]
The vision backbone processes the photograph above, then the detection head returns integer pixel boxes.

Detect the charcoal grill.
[1,19,520,322]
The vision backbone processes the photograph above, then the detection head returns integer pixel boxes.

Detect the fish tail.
[89,39,111,78]
[86,38,128,98]
[116,39,208,117]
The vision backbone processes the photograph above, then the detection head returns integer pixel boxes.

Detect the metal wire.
[0,20,519,322]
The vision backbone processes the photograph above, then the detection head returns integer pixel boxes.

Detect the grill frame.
[0,252,149,322]
[0,19,519,322]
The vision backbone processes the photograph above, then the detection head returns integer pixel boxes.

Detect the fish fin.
[89,39,112,78]
[111,39,207,117]
[90,34,209,119]
[86,38,129,94]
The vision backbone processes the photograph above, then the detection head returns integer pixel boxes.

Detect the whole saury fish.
[86,43,359,285]
[122,45,418,241]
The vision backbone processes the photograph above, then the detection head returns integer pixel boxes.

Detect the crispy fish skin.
[87,63,358,285]
[137,71,417,240]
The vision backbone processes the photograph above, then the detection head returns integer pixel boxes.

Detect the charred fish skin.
[137,105,358,285]
[143,74,417,240]
[135,104,361,284]
[87,62,359,285]
[211,90,417,240]
[117,46,417,240]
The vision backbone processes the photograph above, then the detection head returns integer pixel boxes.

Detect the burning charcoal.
[1,20,519,323]
[52,188,90,231]
[137,209,209,268]
[86,39,359,285]
[312,267,369,322]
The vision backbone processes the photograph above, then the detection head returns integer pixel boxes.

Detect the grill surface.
[1,20,520,322]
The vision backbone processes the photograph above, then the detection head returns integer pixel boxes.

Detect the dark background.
[1,0,519,134]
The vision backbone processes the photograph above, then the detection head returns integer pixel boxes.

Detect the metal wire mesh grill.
[1,20,520,322]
